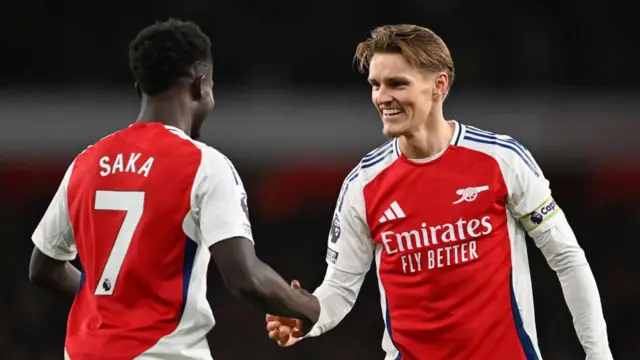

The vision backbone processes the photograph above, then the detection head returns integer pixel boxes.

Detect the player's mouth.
[381,108,405,122]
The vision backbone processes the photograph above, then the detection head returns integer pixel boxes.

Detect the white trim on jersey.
[506,207,543,359]
[375,245,402,360]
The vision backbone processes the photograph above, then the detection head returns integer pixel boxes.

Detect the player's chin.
[382,122,406,139]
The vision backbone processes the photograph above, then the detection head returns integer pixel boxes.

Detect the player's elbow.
[223,269,262,298]
[216,256,262,297]
[546,247,588,273]
[210,237,264,297]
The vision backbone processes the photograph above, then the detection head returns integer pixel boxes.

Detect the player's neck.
[136,96,192,136]
[399,117,454,159]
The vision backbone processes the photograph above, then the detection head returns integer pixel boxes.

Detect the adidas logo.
[379,201,406,223]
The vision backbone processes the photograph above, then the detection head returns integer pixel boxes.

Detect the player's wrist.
[300,295,320,334]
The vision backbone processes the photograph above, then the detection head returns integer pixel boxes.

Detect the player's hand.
[265,280,313,347]
[266,313,302,347]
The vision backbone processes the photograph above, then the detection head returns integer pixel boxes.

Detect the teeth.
[383,109,403,116]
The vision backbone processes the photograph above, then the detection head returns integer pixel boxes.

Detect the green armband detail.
[519,196,561,232]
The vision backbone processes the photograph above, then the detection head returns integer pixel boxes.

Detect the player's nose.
[375,91,394,106]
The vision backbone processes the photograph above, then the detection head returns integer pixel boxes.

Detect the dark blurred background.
[1,1,638,359]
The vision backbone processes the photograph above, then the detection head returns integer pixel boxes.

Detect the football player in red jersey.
[265,25,613,360]
[28,19,319,360]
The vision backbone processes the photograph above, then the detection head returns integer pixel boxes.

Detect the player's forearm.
[531,216,612,359]
[556,262,613,359]
[306,267,364,337]
[211,237,319,324]
[234,261,320,325]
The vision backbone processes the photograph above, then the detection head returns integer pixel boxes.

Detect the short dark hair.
[128,19,212,96]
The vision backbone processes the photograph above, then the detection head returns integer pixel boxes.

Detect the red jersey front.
[324,121,551,360]
[32,123,253,360]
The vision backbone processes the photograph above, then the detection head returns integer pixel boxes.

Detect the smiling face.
[368,53,448,138]
[354,25,455,138]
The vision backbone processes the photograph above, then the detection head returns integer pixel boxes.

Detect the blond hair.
[354,24,455,91]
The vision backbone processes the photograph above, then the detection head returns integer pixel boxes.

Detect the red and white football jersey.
[326,121,558,360]
[32,122,253,360]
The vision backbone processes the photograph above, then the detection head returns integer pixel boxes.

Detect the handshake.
[265,280,318,347]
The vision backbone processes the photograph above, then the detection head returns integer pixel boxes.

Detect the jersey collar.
[393,120,462,158]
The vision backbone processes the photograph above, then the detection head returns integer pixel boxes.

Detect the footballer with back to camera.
[28,19,320,360]
[266,25,614,360]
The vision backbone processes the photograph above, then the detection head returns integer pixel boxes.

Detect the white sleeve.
[502,147,550,222]
[506,150,612,360]
[529,214,613,360]
[31,163,77,261]
[305,267,366,337]
[324,171,375,274]
[197,149,253,248]
[304,170,374,337]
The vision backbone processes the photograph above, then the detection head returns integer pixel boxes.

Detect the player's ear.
[433,72,448,101]
[191,75,205,100]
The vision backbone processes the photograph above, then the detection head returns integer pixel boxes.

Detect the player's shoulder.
[344,139,401,187]
[185,138,235,173]
[77,123,199,153]
[129,123,238,175]
[169,132,241,185]
[158,125,212,158]
[72,124,217,178]
[457,123,541,177]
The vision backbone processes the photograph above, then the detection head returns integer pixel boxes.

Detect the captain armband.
[519,196,562,232]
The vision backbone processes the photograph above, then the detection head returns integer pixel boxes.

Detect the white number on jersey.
[93,190,145,296]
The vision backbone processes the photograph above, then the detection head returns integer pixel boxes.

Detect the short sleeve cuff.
[32,234,77,261]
